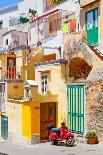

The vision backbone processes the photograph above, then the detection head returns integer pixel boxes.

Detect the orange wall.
[42,53,56,61]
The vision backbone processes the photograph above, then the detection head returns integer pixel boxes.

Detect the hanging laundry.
[70,19,76,32]
[62,22,70,33]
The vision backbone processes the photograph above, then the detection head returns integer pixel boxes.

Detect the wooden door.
[48,103,56,126]
[40,103,56,140]
[40,103,48,140]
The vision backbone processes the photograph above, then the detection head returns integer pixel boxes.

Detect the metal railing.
[7,66,16,79]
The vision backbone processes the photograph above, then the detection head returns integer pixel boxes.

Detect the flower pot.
[87,138,96,144]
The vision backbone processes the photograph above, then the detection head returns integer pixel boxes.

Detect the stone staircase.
[89,46,103,61]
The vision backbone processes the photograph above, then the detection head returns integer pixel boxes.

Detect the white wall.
[18,0,37,16]
[11,31,28,48]
[29,0,80,59]
[36,0,80,25]
[42,31,63,59]
[3,31,28,49]
[28,22,38,46]
[0,9,18,30]
[36,0,45,16]
[3,33,12,49]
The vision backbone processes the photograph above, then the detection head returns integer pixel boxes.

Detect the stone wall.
[86,80,103,141]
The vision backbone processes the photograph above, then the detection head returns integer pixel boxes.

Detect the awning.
[24,80,38,88]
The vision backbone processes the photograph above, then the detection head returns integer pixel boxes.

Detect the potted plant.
[85,131,99,144]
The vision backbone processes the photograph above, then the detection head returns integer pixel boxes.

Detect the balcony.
[80,0,99,7]
[7,66,16,80]
[2,66,22,80]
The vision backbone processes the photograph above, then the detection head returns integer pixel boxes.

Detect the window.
[9,17,19,27]
[8,59,13,66]
[41,73,48,94]
[0,21,3,30]
[5,39,8,46]
[25,88,30,99]
[49,12,61,37]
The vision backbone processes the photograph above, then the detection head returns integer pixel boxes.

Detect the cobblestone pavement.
[0,141,103,155]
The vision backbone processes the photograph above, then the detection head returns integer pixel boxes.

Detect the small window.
[8,59,13,66]
[0,21,3,30]
[41,73,48,94]
[25,88,30,99]
[6,39,8,46]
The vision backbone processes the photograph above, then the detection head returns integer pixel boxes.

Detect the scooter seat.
[51,128,60,135]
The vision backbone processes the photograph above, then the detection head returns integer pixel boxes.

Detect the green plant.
[18,96,23,100]
[85,131,96,139]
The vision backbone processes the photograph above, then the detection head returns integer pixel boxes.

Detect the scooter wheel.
[66,137,75,146]
[51,140,58,145]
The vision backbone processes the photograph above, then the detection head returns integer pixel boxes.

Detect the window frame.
[5,39,9,46]
[24,88,31,99]
[0,20,3,30]
[41,73,48,94]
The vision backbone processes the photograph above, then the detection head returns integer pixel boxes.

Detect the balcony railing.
[2,66,22,80]
[7,66,16,79]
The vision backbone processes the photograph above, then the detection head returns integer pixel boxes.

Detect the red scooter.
[48,122,75,146]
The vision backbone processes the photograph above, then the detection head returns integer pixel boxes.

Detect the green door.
[67,85,85,134]
[1,116,8,139]
[86,8,98,45]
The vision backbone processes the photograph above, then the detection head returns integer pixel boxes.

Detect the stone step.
[74,134,87,144]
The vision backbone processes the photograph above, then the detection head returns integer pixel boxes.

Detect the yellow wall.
[16,51,22,77]
[35,63,68,127]
[22,101,40,139]
[0,54,16,79]
[22,48,44,81]
[80,0,96,6]
[7,82,23,99]
[22,103,31,139]
[31,102,40,136]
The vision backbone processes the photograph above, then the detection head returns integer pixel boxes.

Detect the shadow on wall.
[63,33,93,81]
[69,57,92,80]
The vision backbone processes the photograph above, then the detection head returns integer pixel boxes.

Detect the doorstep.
[40,139,49,143]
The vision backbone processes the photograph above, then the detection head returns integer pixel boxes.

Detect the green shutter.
[67,85,85,134]
[20,17,29,23]
[86,8,98,46]
[1,116,8,139]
